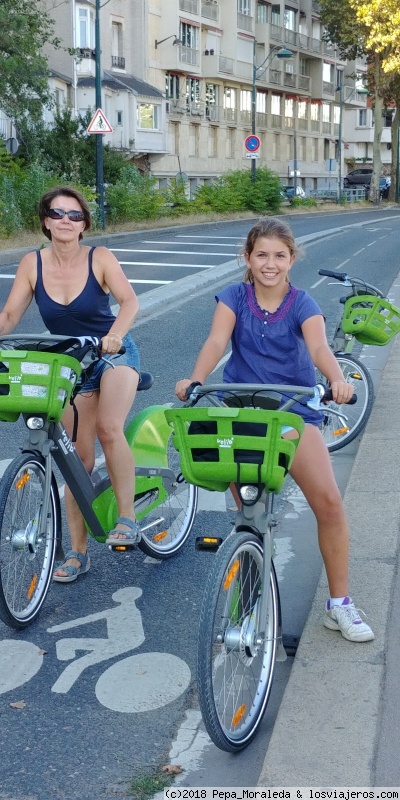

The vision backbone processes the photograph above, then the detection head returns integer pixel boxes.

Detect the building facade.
[7,0,389,194]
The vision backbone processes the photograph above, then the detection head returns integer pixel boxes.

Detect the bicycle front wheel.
[318,354,374,452]
[0,453,60,629]
[136,434,198,559]
[197,531,279,752]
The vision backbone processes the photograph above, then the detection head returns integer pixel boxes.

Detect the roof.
[78,72,163,99]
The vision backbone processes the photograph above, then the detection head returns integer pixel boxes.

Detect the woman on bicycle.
[176,217,374,643]
[0,185,142,583]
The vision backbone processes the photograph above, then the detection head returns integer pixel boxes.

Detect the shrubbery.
[0,128,284,237]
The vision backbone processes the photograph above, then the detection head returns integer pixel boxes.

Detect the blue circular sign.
[245,135,261,152]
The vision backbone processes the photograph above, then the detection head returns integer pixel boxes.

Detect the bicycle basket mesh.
[165,406,304,493]
[342,295,400,345]
[0,350,82,423]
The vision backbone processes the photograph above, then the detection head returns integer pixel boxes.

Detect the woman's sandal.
[105,516,142,547]
[53,550,91,583]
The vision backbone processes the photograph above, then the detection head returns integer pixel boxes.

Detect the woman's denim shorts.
[78,334,140,394]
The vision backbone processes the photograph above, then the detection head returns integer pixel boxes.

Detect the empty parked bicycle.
[316,269,400,451]
[0,334,197,630]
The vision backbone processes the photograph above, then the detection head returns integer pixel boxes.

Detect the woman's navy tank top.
[34,246,116,337]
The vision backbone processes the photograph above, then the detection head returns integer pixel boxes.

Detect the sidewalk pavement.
[258,328,400,788]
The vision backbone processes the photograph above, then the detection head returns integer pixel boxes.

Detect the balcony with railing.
[284,28,298,46]
[111,55,125,69]
[237,12,253,31]
[179,0,199,12]
[310,117,320,132]
[322,121,332,134]
[236,60,253,81]
[179,45,200,66]
[205,104,220,121]
[256,111,267,128]
[323,80,334,95]
[201,0,219,21]
[298,116,308,131]
[299,33,309,49]
[283,72,296,89]
[240,109,252,125]
[269,68,283,86]
[311,38,322,53]
[223,107,237,123]
[270,114,283,129]
[285,116,295,129]
[298,74,311,92]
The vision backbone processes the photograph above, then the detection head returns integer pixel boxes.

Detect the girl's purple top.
[215,282,324,424]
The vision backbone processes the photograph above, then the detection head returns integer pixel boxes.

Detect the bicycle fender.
[124,404,173,467]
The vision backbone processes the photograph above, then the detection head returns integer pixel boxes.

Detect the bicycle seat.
[138,372,154,391]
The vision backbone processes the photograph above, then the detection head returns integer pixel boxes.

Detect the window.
[310,103,320,121]
[137,104,160,130]
[224,87,236,110]
[271,4,280,24]
[256,92,267,113]
[206,83,218,119]
[241,90,252,112]
[285,98,294,119]
[333,105,340,125]
[257,2,268,23]
[298,101,307,120]
[238,0,251,13]
[55,88,65,109]
[111,21,123,57]
[180,22,198,49]
[284,7,297,31]
[186,77,201,108]
[322,103,330,124]
[166,74,180,102]
[116,110,123,126]
[76,6,94,48]
[271,94,281,115]
[358,109,367,127]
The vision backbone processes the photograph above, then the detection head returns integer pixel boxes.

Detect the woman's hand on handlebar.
[101,332,123,354]
[329,379,354,404]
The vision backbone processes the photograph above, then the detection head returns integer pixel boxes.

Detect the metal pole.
[337,79,343,204]
[293,129,298,195]
[396,109,400,203]
[95,0,105,229]
[251,38,257,183]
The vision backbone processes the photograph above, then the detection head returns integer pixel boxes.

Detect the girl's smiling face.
[245,235,295,288]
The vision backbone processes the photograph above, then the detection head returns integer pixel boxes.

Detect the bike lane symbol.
[0,586,191,713]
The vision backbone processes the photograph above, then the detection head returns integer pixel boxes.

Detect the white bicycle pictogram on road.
[0,585,191,713]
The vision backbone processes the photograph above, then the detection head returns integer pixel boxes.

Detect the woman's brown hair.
[38,186,92,241]
[243,217,301,283]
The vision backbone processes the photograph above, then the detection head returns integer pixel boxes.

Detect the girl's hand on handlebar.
[330,379,354,404]
[175,379,194,401]
[101,333,123,354]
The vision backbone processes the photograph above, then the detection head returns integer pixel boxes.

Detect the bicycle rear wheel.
[136,433,198,559]
[197,531,279,752]
[318,354,374,452]
[0,453,60,629]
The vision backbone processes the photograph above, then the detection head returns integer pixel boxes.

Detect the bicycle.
[0,333,198,630]
[166,380,353,752]
[316,269,400,452]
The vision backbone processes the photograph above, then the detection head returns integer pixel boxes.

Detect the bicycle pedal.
[195,536,223,552]
[108,542,139,552]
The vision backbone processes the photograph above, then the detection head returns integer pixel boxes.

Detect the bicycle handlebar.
[0,334,125,359]
[184,382,357,409]
[317,269,385,298]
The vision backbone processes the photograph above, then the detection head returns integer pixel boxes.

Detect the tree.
[0,0,60,126]
[318,0,400,203]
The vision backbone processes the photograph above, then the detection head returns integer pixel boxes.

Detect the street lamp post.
[95,0,105,228]
[251,44,293,183]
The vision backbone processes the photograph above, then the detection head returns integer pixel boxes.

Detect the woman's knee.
[312,485,345,523]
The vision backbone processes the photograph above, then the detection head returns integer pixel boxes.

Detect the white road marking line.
[142,240,237,247]
[118,261,214,268]
[310,276,327,289]
[367,240,377,246]
[128,279,172,284]
[0,274,16,279]
[111,248,235,256]
[335,258,350,270]
[353,248,365,256]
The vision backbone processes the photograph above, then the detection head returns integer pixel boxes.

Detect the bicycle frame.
[20,405,176,547]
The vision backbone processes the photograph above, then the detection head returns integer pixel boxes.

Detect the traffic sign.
[245,153,260,159]
[87,108,113,134]
[244,135,261,152]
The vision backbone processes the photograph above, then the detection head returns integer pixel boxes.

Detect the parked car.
[280,185,306,199]
[343,167,373,187]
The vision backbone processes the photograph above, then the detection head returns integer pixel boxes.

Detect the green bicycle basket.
[165,406,304,493]
[0,350,82,423]
[342,295,400,345]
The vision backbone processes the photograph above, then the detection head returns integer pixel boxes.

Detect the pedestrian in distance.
[175,216,374,643]
[0,185,143,583]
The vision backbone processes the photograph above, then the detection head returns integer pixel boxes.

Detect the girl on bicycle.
[0,186,142,583]
[175,217,374,643]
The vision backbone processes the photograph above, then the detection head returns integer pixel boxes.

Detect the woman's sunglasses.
[46,208,85,222]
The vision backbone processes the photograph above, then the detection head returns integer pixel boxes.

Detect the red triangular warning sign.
[87,108,113,134]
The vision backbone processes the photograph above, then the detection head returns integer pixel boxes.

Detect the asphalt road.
[0,208,400,799]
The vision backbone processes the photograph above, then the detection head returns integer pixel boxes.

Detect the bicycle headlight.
[26,417,45,429]
[239,485,261,503]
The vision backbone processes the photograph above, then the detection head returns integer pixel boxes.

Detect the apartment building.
[9,0,377,193]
